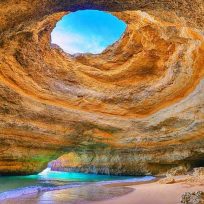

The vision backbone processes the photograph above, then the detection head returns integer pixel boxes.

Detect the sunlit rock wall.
[0,0,204,175]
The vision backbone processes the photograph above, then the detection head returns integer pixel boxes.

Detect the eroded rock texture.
[0,0,204,175]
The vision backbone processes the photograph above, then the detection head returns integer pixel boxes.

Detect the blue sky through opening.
[51,10,127,54]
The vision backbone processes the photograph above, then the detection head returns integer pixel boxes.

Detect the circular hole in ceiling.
[51,10,127,55]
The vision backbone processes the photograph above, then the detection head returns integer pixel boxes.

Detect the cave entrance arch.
[1,0,204,176]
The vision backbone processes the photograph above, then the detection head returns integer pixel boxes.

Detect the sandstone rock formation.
[0,0,204,175]
[181,191,204,204]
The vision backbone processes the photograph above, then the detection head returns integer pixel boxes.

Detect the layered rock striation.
[0,0,204,175]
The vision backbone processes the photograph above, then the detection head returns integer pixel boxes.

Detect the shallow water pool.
[0,168,154,201]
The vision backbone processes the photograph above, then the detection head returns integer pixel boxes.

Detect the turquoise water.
[0,168,154,201]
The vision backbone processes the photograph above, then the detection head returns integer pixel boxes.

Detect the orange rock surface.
[0,0,204,175]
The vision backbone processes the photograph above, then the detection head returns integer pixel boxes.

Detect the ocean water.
[0,168,154,202]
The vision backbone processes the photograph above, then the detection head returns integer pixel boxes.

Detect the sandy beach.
[90,182,204,204]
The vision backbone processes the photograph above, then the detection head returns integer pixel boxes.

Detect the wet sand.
[3,184,134,204]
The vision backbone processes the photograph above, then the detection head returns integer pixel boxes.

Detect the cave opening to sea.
[51,10,127,55]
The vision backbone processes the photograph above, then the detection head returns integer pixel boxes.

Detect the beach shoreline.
[0,175,154,203]
[3,173,204,204]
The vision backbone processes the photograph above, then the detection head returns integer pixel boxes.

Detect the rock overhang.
[0,0,204,175]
